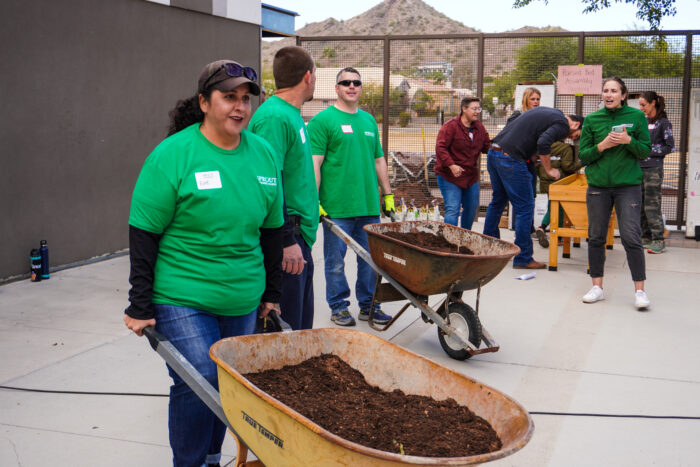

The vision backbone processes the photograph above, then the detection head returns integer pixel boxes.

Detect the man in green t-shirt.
[249,46,319,330]
[308,67,395,327]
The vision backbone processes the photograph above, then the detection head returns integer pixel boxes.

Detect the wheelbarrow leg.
[367,275,410,331]
[472,281,499,350]
[235,436,264,467]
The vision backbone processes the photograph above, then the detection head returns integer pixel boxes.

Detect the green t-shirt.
[249,95,319,247]
[129,124,284,316]
[308,105,383,218]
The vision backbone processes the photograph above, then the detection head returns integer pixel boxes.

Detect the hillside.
[260,0,567,89]
[262,0,477,69]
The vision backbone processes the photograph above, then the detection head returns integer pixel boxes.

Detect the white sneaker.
[582,285,604,303]
[635,290,650,310]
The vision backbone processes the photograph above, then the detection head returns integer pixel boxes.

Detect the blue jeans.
[586,185,646,281]
[153,304,257,467]
[280,235,314,330]
[322,216,380,313]
[437,175,480,230]
[483,149,534,266]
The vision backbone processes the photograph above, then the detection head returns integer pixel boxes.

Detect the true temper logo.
[257,176,277,186]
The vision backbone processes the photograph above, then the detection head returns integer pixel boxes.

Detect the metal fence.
[299,30,700,227]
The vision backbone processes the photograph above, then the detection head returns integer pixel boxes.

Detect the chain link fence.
[300,31,699,227]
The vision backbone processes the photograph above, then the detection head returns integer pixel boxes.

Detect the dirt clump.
[244,354,501,457]
[383,231,474,254]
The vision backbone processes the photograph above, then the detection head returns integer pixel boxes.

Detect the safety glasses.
[202,63,257,91]
[337,80,362,87]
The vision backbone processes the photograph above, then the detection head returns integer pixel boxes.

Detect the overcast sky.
[276,0,699,33]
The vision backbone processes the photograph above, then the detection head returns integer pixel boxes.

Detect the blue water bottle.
[40,240,50,279]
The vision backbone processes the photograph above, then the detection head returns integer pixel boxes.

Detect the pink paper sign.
[557,65,603,95]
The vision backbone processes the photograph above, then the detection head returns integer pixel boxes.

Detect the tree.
[483,71,519,113]
[513,0,677,30]
[482,33,687,113]
[358,83,407,122]
[321,46,337,59]
[516,37,577,81]
[423,71,446,84]
[411,89,434,115]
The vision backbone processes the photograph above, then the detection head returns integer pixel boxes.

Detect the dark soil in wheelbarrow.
[383,231,475,255]
[244,354,501,457]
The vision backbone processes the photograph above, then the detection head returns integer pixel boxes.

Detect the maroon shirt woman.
[434,97,490,229]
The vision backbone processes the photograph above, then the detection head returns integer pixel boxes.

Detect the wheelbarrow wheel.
[437,302,482,360]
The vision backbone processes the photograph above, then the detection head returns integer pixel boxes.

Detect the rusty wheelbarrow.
[324,219,520,360]
[210,328,534,466]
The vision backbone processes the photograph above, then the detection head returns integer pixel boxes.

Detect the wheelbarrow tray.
[363,221,520,296]
[210,329,533,466]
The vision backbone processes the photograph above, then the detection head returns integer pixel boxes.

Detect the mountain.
[296,0,477,36]
[260,0,567,88]
[262,0,477,69]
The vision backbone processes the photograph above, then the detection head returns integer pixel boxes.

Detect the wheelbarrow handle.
[142,325,162,351]
[142,326,255,455]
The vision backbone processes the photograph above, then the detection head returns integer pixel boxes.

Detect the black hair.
[639,90,667,122]
[603,76,629,105]
[166,88,213,136]
[568,114,584,127]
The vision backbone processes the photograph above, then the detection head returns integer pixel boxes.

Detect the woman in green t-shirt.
[124,60,284,466]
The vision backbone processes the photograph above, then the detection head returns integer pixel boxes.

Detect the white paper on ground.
[515,272,537,280]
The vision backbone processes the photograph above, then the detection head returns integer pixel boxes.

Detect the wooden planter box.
[547,173,614,271]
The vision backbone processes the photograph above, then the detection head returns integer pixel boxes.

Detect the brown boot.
[513,261,546,269]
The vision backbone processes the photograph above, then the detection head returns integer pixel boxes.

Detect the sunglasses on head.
[337,80,362,87]
[202,63,257,91]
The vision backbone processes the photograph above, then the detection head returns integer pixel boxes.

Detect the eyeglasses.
[202,63,257,91]
[337,80,362,87]
[468,107,482,112]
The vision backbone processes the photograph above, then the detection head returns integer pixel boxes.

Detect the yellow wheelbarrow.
[210,328,534,466]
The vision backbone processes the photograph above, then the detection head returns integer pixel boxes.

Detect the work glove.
[319,202,328,218]
[382,193,396,221]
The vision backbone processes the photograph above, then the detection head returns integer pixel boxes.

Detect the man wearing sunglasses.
[249,46,319,331]
[308,67,394,327]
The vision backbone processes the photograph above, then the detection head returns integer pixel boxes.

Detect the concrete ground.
[1,221,699,466]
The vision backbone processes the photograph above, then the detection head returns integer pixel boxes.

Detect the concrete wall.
[1,0,261,279]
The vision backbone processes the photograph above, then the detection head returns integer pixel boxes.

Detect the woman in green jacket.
[578,77,651,310]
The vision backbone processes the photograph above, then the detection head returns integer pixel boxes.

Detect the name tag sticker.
[341,124,353,134]
[648,123,656,130]
[299,128,306,144]
[195,171,222,190]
